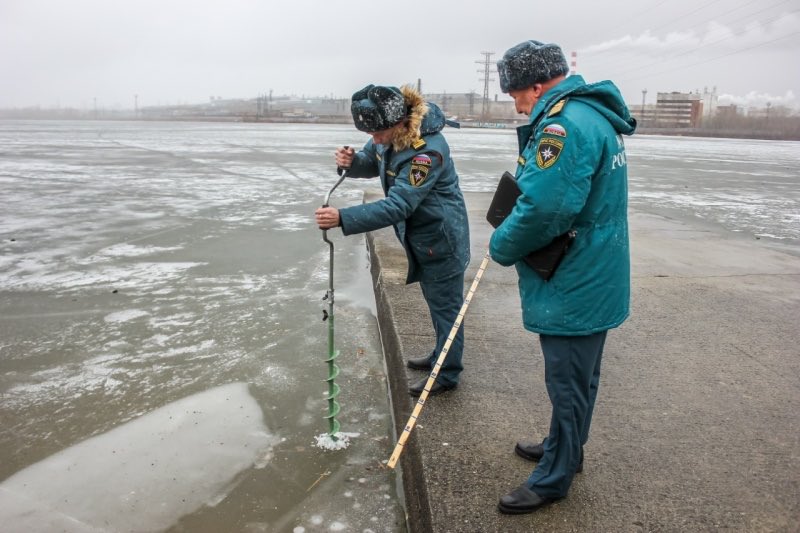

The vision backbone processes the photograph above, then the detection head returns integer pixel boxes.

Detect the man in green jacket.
[315,84,470,397]
[489,40,636,514]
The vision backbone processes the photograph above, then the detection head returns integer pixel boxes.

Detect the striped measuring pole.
[387,250,492,469]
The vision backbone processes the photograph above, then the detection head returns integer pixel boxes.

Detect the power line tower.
[476,51,495,121]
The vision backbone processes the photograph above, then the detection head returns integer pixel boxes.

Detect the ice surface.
[0,382,276,532]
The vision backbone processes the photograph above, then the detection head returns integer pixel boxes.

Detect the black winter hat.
[351,84,408,132]
[497,40,569,93]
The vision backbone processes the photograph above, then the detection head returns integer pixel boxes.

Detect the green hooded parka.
[490,74,636,335]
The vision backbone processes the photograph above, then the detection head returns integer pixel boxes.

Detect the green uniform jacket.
[489,75,637,335]
[339,103,470,284]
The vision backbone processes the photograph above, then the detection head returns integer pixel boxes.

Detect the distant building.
[652,91,703,128]
[425,92,519,123]
[267,96,350,119]
[138,95,352,122]
[715,104,739,119]
[424,92,481,119]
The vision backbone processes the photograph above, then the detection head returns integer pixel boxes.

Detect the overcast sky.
[1,0,798,110]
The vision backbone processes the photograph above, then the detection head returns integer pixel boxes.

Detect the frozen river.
[1,120,798,532]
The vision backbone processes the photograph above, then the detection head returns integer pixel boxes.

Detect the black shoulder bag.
[486,171,576,281]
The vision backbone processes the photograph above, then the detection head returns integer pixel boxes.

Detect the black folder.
[486,171,576,281]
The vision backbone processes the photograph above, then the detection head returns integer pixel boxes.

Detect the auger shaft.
[322,233,341,438]
[320,160,347,439]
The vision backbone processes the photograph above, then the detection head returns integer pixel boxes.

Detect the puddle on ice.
[0,382,276,533]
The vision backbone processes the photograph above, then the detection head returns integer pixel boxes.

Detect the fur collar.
[390,85,428,152]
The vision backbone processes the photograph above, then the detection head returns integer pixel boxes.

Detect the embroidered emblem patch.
[536,138,564,169]
[409,154,432,186]
[543,123,567,137]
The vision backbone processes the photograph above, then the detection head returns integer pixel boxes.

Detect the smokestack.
[570,51,577,77]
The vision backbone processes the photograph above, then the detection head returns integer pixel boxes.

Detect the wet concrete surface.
[366,190,800,533]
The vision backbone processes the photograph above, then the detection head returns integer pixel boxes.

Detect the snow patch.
[104,309,149,323]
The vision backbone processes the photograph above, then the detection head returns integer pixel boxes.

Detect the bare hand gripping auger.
[320,148,348,440]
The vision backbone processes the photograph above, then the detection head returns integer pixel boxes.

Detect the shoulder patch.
[548,98,568,117]
[535,138,564,169]
[412,138,426,150]
[409,153,432,186]
[542,123,567,137]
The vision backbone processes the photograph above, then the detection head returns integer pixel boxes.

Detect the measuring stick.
[387,250,492,469]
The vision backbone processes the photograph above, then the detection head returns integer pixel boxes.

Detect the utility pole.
[476,52,495,121]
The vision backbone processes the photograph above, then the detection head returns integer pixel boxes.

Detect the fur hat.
[351,85,409,132]
[497,40,569,93]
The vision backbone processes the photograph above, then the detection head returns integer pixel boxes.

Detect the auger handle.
[324,146,350,207]
[336,145,351,177]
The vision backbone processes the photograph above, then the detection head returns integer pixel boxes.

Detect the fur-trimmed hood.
[390,85,442,152]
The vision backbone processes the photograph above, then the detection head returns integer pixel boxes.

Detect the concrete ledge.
[366,224,433,533]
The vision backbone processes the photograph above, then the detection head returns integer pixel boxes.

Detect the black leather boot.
[408,376,456,397]
[514,440,584,473]
[406,355,433,370]
[498,484,555,514]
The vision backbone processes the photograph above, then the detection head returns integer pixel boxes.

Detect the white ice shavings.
[313,432,360,451]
